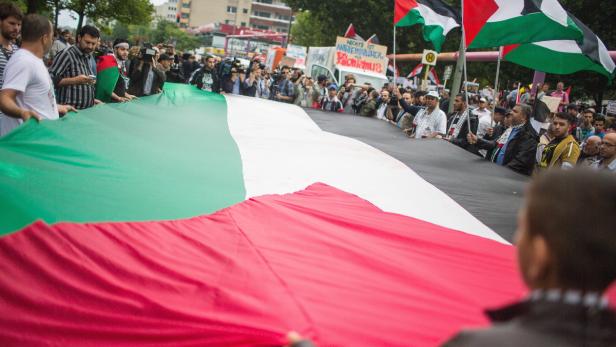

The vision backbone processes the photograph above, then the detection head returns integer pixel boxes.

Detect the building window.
[227,6,237,13]
[253,10,271,18]
[243,8,248,14]
[241,22,246,27]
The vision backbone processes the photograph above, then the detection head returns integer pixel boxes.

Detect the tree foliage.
[66,0,153,30]
[286,0,616,104]
[108,20,201,52]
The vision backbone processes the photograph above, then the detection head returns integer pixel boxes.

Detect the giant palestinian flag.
[504,14,616,81]
[0,84,534,346]
[394,0,460,52]
[464,0,583,49]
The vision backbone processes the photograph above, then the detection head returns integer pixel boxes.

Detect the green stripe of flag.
[0,84,246,235]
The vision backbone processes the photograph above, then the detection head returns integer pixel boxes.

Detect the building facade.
[179,0,293,32]
[155,0,180,23]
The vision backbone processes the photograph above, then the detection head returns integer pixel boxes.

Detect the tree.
[290,11,330,47]
[108,20,201,52]
[67,0,153,31]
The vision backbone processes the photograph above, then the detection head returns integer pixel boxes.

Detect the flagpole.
[461,0,472,133]
[491,46,503,127]
[393,25,397,90]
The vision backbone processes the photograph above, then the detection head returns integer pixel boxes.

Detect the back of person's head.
[524,170,616,292]
[20,14,51,42]
[78,25,100,39]
[0,2,23,21]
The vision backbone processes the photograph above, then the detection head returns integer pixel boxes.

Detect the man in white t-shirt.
[412,90,447,139]
[473,97,493,138]
[0,14,74,136]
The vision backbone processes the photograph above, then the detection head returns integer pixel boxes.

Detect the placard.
[335,36,388,75]
[286,44,307,69]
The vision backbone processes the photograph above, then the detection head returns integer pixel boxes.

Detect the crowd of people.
[1,4,614,176]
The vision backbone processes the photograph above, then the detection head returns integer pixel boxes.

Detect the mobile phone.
[88,75,97,80]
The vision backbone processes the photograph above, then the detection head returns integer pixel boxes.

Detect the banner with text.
[335,36,388,75]
[287,44,308,69]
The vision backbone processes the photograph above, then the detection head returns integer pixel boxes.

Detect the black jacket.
[447,110,479,154]
[189,67,220,93]
[127,59,166,97]
[165,69,185,84]
[443,297,616,347]
[477,122,538,176]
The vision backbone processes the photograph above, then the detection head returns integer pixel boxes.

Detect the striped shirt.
[0,43,19,88]
[49,45,95,109]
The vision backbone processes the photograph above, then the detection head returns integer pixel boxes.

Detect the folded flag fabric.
[0,83,500,242]
[394,0,460,52]
[464,0,583,49]
[0,183,527,346]
[503,14,616,81]
[95,54,120,102]
[0,83,536,346]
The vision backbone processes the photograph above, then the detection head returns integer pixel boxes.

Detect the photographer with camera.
[338,75,358,113]
[241,59,262,97]
[271,65,295,103]
[257,68,272,99]
[127,43,165,97]
[294,75,314,108]
[189,55,219,93]
[158,54,184,83]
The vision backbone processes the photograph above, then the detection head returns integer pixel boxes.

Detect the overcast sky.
[59,0,165,28]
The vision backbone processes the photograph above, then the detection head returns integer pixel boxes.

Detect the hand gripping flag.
[394,0,461,52]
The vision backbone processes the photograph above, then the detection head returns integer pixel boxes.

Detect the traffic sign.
[421,50,438,66]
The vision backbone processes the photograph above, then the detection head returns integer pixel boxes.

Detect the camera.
[140,43,156,62]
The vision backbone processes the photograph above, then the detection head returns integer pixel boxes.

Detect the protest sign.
[335,36,388,75]
[286,44,308,69]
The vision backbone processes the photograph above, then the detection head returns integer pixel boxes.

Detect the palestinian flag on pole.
[0,84,536,346]
[503,14,616,82]
[407,63,424,78]
[464,0,583,49]
[95,54,119,103]
[344,23,364,41]
[394,0,460,52]
[407,63,440,84]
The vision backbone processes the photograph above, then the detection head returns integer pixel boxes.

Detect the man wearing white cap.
[473,97,493,139]
[412,90,447,139]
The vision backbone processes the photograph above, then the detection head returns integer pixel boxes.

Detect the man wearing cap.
[158,53,184,83]
[320,84,343,113]
[412,90,447,139]
[473,97,492,139]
